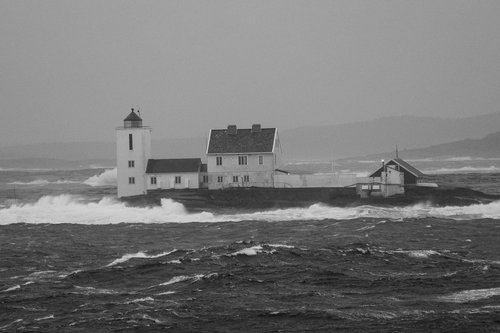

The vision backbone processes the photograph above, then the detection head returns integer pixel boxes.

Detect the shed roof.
[207,127,277,154]
[368,158,424,178]
[146,158,201,174]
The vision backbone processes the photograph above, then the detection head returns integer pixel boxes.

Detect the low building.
[357,158,425,198]
[368,158,424,185]
[146,158,207,190]
[205,124,283,189]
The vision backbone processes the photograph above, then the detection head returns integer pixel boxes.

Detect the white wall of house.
[275,173,357,188]
[116,127,151,198]
[147,172,201,190]
[381,167,405,196]
[206,153,275,189]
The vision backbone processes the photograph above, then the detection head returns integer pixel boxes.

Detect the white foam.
[438,287,500,303]
[107,249,177,267]
[393,250,441,259]
[229,245,265,256]
[83,168,117,187]
[73,286,117,295]
[424,166,500,174]
[8,179,80,186]
[2,194,500,225]
[1,285,21,293]
[127,297,154,304]
[159,274,205,286]
[267,244,294,249]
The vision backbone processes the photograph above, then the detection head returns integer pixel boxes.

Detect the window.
[175,176,181,184]
[243,175,250,182]
[217,176,223,183]
[259,156,263,165]
[238,156,247,165]
[128,160,135,168]
[129,134,133,150]
[128,177,135,184]
[216,156,222,166]
[203,175,209,183]
[151,177,157,185]
[233,176,238,182]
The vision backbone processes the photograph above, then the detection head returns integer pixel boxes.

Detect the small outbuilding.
[368,158,424,185]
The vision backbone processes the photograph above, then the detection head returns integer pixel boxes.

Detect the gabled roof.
[369,158,424,178]
[124,110,142,121]
[207,127,277,154]
[146,158,201,174]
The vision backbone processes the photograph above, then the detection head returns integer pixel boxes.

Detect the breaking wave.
[438,287,500,303]
[424,166,500,174]
[106,249,177,267]
[1,194,500,224]
[83,168,117,187]
[8,179,79,186]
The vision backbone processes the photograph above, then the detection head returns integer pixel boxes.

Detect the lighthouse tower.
[116,109,151,198]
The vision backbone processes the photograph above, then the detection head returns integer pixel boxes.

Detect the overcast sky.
[1,1,499,146]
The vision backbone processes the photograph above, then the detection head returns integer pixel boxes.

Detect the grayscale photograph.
[1,1,500,332]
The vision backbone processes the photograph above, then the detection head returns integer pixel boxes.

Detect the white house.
[205,124,283,189]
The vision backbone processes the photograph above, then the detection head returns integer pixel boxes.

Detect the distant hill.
[1,113,499,168]
[279,112,500,160]
[360,130,500,161]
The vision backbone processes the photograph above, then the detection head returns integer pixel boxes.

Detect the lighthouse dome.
[124,109,142,128]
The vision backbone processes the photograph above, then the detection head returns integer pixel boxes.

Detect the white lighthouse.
[116,109,151,198]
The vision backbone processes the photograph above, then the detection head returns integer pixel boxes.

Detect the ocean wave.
[106,249,177,267]
[159,274,206,286]
[437,287,500,303]
[228,245,268,256]
[2,194,500,224]
[0,285,21,293]
[8,179,80,186]
[83,168,117,187]
[423,166,500,174]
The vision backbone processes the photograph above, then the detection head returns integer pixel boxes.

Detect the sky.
[1,0,500,146]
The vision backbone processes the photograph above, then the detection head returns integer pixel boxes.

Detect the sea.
[1,157,500,332]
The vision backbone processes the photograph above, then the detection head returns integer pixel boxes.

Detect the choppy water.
[1,166,499,332]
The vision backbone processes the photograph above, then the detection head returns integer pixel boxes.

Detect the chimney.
[227,125,237,135]
[251,124,261,133]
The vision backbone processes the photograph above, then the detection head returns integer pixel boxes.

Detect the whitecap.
[392,250,441,259]
[159,274,205,286]
[229,245,265,256]
[267,244,294,249]
[2,194,500,225]
[424,165,500,174]
[73,286,118,295]
[106,249,177,267]
[35,315,55,321]
[83,168,117,187]
[438,287,500,303]
[168,259,182,264]
[126,297,154,304]
[1,285,21,293]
